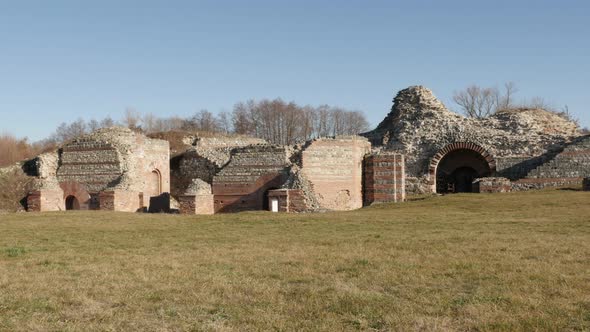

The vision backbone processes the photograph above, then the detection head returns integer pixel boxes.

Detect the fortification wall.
[301,137,371,210]
[212,145,291,212]
[172,136,267,196]
[363,86,582,194]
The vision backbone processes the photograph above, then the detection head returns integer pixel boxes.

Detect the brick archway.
[428,142,496,193]
[59,181,91,210]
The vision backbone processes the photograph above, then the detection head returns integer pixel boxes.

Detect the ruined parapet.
[212,144,292,212]
[300,136,371,210]
[363,152,405,205]
[172,135,267,196]
[472,177,511,193]
[178,179,214,215]
[362,86,582,194]
[583,178,590,191]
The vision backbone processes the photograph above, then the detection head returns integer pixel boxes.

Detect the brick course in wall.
[178,194,214,215]
[212,145,291,212]
[301,137,371,210]
[363,152,405,205]
[27,127,171,213]
[267,189,307,213]
[98,190,142,212]
[26,189,65,212]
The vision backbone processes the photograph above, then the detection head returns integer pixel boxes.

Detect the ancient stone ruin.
[26,127,170,212]
[19,85,589,214]
[363,86,590,194]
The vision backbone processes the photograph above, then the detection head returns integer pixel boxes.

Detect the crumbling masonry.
[27,127,170,212]
[363,86,590,194]
[24,86,588,213]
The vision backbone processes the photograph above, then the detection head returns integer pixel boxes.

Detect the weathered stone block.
[472,177,511,193]
[27,189,65,212]
[178,194,214,215]
[301,137,371,210]
[99,190,141,212]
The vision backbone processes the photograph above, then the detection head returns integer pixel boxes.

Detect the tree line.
[0,99,370,166]
[452,82,583,128]
[47,99,369,146]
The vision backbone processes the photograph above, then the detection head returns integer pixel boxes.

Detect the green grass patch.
[0,189,588,331]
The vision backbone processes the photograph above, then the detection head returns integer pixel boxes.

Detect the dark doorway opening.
[436,149,491,194]
[262,188,278,211]
[65,195,80,210]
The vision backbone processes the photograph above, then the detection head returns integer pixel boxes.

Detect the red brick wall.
[27,190,65,212]
[363,153,405,205]
[178,194,214,215]
[268,189,307,213]
[213,173,286,213]
[99,190,142,212]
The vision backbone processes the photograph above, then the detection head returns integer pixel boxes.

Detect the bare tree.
[100,116,116,128]
[142,113,157,133]
[183,110,220,132]
[88,119,100,132]
[123,108,141,130]
[217,111,232,134]
[454,82,519,118]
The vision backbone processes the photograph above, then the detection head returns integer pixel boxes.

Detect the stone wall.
[212,145,291,212]
[267,189,307,213]
[583,178,590,191]
[28,127,170,212]
[362,86,583,194]
[363,152,405,205]
[172,135,267,196]
[301,137,371,210]
[472,177,511,193]
[99,190,142,212]
[27,189,65,212]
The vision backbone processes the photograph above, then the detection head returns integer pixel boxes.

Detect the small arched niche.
[65,195,80,210]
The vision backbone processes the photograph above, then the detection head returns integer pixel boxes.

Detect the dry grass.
[1,189,589,331]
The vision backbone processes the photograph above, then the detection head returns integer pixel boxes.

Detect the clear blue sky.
[1,0,589,141]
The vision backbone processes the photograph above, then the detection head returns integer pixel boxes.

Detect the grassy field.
[1,189,589,331]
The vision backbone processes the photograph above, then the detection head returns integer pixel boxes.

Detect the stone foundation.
[99,190,142,212]
[363,152,405,204]
[472,177,511,193]
[26,189,65,212]
[267,189,307,213]
[512,177,584,191]
[178,194,214,215]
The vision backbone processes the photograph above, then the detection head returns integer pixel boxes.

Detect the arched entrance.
[65,195,80,210]
[429,142,496,193]
[147,170,162,198]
